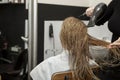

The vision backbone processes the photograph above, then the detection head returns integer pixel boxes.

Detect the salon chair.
[51,70,106,80]
[52,70,74,80]
[0,49,12,64]
[0,49,28,80]
[52,66,99,80]
[0,34,12,64]
[52,65,120,80]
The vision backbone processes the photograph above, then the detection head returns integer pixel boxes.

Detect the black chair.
[0,47,12,64]
[0,49,28,80]
[0,32,12,64]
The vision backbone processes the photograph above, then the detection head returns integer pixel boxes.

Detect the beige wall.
[38,0,89,7]
[38,0,111,7]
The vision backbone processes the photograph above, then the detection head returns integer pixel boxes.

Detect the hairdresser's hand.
[108,37,120,48]
[85,7,94,17]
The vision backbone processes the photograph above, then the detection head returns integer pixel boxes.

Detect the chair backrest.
[51,66,100,80]
[52,71,75,80]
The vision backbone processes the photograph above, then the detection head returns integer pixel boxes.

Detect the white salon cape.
[30,50,99,80]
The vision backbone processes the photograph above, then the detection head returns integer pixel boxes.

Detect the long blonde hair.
[60,16,120,80]
[60,17,99,80]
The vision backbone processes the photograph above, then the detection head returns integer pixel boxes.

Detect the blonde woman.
[30,17,99,80]
[30,17,120,80]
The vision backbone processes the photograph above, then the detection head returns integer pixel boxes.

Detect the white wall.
[0,0,9,3]
[38,0,111,7]
[44,21,63,59]
[38,0,89,7]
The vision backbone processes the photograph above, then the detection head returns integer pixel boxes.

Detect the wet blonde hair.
[60,17,120,80]
[60,17,99,80]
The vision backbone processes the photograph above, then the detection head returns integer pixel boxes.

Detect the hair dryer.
[87,3,107,27]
